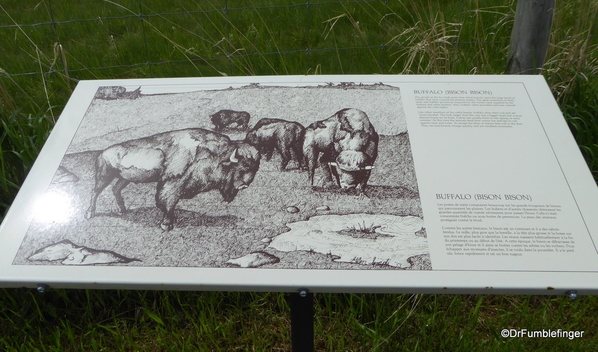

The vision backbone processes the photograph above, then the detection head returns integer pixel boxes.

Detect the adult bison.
[303,108,378,191]
[84,128,260,231]
[244,118,305,171]
[210,110,250,131]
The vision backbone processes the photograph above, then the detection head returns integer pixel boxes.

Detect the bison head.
[210,114,222,131]
[220,143,261,202]
[328,150,374,190]
[244,130,273,160]
[243,131,263,151]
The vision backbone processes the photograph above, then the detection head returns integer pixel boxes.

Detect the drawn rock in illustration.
[227,251,280,268]
[407,254,431,270]
[269,214,428,268]
[52,166,79,183]
[28,240,141,265]
[285,206,300,213]
[415,227,427,238]
[316,205,330,212]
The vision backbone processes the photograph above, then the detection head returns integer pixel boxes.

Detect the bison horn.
[230,149,239,163]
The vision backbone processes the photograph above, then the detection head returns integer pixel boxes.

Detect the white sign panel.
[1,75,597,295]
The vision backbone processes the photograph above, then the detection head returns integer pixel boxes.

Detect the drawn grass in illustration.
[339,221,385,240]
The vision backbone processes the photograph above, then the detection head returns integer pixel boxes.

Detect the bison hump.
[162,130,229,179]
[338,108,372,133]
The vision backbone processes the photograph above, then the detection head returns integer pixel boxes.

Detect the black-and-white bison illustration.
[210,110,250,131]
[84,128,260,231]
[244,118,305,171]
[303,108,378,191]
[94,86,141,100]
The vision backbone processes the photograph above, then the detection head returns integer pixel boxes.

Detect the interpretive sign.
[1,75,597,295]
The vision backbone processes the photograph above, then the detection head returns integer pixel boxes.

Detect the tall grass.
[1,0,597,350]
[0,111,54,214]
[1,289,596,351]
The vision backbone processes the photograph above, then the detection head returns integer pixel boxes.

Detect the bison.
[210,110,250,131]
[244,118,305,171]
[303,108,378,191]
[84,128,260,231]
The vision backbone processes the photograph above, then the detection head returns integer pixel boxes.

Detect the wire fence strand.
[0,0,595,79]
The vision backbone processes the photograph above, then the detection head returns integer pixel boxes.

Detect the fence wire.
[0,0,478,78]
[0,0,594,79]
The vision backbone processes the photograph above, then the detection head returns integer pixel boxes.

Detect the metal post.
[506,0,556,74]
[289,289,314,352]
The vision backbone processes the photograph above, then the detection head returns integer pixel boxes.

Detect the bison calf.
[85,128,260,231]
[210,110,250,132]
[244,118,305,171]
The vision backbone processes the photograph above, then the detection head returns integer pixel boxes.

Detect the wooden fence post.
[506,0,556,74]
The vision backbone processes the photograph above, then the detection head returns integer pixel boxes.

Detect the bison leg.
[263,148,274,161]
[111,178,131,215]
[318,153,336,187]
[155,181,182,231]
[277,142,292,171]
[290,142,304,170]
[85,161,117,220]
[241,115,250,131]
[359,169,373,192]
[304,148,318,187]
[279,158,290,172]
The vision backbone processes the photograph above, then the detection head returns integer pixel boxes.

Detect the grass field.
[1,0,598,350]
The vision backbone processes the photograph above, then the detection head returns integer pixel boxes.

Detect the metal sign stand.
[289,289,314,352]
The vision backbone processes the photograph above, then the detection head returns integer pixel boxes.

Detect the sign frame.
[1,74,597,295]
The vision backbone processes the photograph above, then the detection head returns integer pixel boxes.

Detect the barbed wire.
[0,0,594,78]
[4,40,521,79]
[0,1,382,29]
